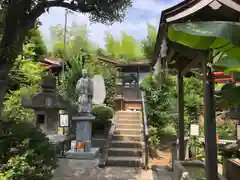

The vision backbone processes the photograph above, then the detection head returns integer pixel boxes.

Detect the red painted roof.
[43,58,62,66]
[98,56,150,67]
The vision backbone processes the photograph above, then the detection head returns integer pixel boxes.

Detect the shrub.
[91,105,114,121]
[218,83,240,109]
[148,126,161,157]
[184,77,203,135]
[57,54,83,103]
[3,42,45,122]
[0,120,58,180]
[3,87,37,122]
[216,117,236,140]
[141,74,176,130]
[162,124,177,136]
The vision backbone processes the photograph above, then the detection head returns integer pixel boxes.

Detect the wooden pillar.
[203,62,218,180]
[177,70,185,161]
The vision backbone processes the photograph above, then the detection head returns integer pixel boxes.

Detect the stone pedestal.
[65,115,99,159]
[75,115,94,152]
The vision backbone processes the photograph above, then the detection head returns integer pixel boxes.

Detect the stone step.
[106,156,142,167]
[115,128,142,135]
[116,111,141,115]
[116,123,143,129]
[112,134,142,142]
[111,140,143,149]
[108,148,142,157]
[117,115,140,120]
[116,112,140,117]
[116,119,141,125]
[117,117,140,121]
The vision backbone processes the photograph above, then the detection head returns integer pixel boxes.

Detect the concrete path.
[53,158,172,180]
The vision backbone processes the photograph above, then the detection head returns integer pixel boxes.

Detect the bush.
[148,126,161,157]
[57,54,83,103]
[0,120,58,180]
[183,77,203,135]
[3,42,45,122]
[3,87,37,122]
[91,105,114,121]
[162,124,177,136]
[141,74,176,130]
[216,117,236,140]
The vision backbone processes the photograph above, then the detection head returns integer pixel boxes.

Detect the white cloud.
[39,0,181,49]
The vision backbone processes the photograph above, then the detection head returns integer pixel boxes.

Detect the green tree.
[141,74,176,130]
[0,0,132,115]
[104,31,146,62]
[142,23,157,59]
[26,28,47,59]
[50,23,97,59]
[58,54,83,107]
[3,43,45,122]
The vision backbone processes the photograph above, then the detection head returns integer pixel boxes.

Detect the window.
[122,72,138,86]
[37,114,45,124]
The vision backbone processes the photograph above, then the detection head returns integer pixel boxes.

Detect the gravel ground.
[52,158,172,180]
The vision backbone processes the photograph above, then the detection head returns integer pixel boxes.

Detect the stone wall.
[173,160,227,180]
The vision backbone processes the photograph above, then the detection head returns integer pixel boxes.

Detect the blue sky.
[39,0,181,49]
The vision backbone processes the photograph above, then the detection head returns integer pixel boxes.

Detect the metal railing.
[141,91,149,170]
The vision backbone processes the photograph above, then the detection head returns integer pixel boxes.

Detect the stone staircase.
[106,111,144,167]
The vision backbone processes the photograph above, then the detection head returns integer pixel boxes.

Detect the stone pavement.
[53,158,173,180]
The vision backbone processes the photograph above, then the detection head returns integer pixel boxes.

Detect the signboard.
[190,124,199,136]
[59,114,69,127]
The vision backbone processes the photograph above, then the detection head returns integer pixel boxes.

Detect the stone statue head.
[82,69,88,78]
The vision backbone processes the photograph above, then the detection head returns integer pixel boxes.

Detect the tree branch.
[28,0,97,23]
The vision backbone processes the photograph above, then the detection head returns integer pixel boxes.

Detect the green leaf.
[168,21,240,60]
[214,53,240,67]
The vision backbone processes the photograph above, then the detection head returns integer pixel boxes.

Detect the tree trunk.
[0,63,12,115]
[0,29,28,116]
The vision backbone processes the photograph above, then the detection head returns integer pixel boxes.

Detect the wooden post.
[203,62,218,180]
[177,70,185,161]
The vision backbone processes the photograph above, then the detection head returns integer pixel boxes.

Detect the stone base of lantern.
[65,148,100,159]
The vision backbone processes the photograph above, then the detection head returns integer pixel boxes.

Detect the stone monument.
[21,70,69,146]
[65,69,105,159]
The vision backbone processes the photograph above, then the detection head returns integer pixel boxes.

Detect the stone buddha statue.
[75,69,93,115]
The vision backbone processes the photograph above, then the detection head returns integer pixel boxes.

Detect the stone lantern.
[22,71,69,138]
